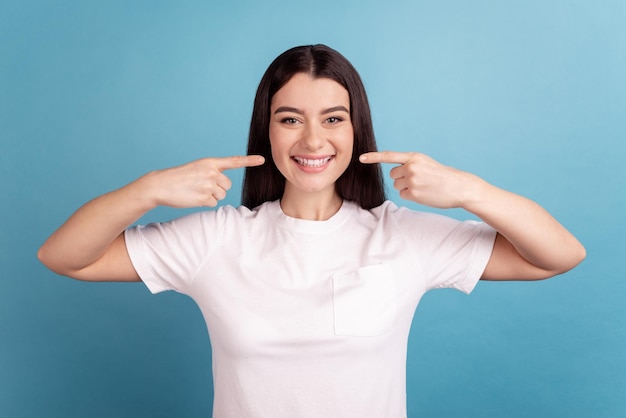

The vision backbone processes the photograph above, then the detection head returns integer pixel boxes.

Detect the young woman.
[38,44,585,418]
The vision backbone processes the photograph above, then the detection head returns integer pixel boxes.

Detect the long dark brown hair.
[242,44,386,209]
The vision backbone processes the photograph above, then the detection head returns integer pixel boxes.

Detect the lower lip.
[292,157,333,173]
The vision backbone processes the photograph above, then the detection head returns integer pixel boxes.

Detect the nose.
[300,123,325,151]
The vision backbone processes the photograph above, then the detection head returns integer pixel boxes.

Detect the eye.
[281,117,300,125]
[326,116,343,124]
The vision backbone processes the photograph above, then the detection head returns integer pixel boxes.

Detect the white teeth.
[293,156,332,167]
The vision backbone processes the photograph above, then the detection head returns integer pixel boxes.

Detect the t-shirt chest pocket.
[332,264,397,337]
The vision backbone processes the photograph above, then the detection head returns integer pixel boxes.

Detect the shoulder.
[197,202,269,221]
[197,202,270,231]
[341,200,432,238]
[365,200,493,239]
[367,200,447,225]
[210,201,279,232]
[132,203,263,235]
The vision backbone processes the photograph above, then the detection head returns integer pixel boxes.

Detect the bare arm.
[360,151,585,281]
[38,155,265,282]
[459,175,585,280]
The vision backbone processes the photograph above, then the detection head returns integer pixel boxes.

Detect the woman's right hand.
[38,155,264,281]
[144,155,265,209]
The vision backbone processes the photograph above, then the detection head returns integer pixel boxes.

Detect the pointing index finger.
[359,151,412,165]
[215,155,265,171]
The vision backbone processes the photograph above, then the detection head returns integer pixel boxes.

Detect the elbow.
[37,244,106,281]
[577,241,587,263]
[570,241,587,270]
[37,245,57,274]
[550,241,587,278]
[37,244,69,276]
[37,244,51,269]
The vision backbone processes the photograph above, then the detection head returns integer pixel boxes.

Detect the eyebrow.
[273,105,350,115]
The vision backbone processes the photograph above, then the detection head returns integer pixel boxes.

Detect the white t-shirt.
[125,200,496,418]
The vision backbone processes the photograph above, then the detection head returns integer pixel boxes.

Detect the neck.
[280,186,343,221]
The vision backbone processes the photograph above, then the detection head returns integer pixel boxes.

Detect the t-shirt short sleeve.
[124,208,227,294]
[386,203,497,294]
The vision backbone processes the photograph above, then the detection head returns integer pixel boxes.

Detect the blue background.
[2,0,624,417]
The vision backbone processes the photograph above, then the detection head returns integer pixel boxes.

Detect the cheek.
[339,127,355,156]
[268,124,292,151]
[268,127,283,158]
[268,130,290,176]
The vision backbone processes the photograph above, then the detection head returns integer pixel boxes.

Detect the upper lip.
[291,155,334,167]
[291,154,334,159]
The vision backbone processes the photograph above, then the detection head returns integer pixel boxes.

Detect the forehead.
[271,73,350,109]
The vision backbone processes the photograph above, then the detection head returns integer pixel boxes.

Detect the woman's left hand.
[360,151,479,209]
[360,150,586,281]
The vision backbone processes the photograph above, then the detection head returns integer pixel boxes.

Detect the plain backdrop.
[1,0,624,417]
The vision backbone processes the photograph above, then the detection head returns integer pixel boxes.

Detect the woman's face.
[269,73,354,199]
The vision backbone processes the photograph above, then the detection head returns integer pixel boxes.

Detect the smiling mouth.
[292,156,333,168]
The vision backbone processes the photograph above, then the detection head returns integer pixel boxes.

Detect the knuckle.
[408,152,422,163]
[205,196,218,207]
